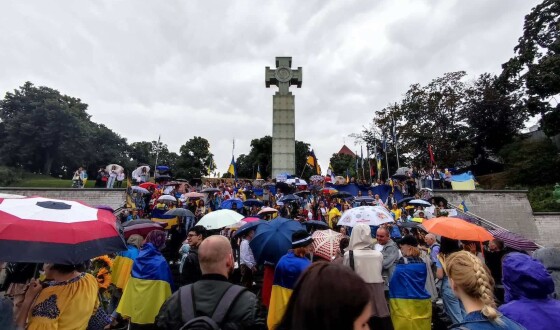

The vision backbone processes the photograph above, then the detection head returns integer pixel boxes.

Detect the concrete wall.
[435,190,541,243]
[0,188,127,210]
[534,213,560,248]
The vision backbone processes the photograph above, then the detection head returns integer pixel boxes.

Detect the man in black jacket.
[156,235,266,330]
[180,225,206,285]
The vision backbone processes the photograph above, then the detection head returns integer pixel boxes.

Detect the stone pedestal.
[272,93,296,177]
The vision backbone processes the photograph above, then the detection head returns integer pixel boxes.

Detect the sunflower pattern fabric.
[27,273,98,330]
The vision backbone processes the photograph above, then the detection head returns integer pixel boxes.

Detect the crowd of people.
[1,176,559,330]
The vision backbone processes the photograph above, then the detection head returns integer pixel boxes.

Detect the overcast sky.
[0,0,537,175]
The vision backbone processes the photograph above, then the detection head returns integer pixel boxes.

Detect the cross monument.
[265,57,302,178]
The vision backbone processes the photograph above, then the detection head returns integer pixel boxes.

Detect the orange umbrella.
[422,217,493,242]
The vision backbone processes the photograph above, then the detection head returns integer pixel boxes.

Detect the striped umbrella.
[0,197,126,264]
[488,228,540,251]
[312,229,343,261]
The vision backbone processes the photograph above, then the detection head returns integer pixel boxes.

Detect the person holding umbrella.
[15,263,98,330]
[267,230,313,329]
[239,230,257,290]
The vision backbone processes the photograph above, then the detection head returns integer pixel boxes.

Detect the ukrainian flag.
[267,252,311,329]
[116,243,174,325]
[112,245,140,289]
[151,208,178,227]
[389,262,432,330]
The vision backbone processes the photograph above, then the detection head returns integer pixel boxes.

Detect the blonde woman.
[445,251,525,330]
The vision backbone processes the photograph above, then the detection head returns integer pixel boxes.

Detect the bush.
[0,166,23,186]
[528,185,560,212]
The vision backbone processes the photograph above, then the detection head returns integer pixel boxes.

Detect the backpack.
[179,283,247,330]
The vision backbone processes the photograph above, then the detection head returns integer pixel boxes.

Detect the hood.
[533,247,560,271]
[348,224,372,250]
[502,252,554,302]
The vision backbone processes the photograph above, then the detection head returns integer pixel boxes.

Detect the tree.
[329,153,357,179]
[129,140,179,173]
[371,72,472,167]
[463,74,525,158]
[500,0,560,135]
[0,82,91,175]
[175,137,215,180]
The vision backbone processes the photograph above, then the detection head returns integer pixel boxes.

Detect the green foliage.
[175,137,215,180]
[500,0,560,135]
[499,138,560,186]
[528,185,560,212]
[128,140,179,171]
[233,136,311,179]
[329,153,357,179]
[0,166,23,186]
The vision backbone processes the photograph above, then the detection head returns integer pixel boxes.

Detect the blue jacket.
[499,253,560,330]
[450,311,525,330]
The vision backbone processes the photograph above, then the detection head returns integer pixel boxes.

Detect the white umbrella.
[338,206,394,227]
[258,207,278,215]
[285,178,307,186]
[131,186,149,194]
[408,199,432,207]
[105,164,124,174]
[131,166,150,179]
[0,193,26,199]
[197,210,244,230]
[158,195,176,202]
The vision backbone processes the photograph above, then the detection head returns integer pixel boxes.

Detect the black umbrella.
[354,196,375,203]
[279,194,301,203]
[397,221,421,228]
[276,182,294,194]
[302,220,329,230]
[294,190,311,197]
[233,220,267,238]
[397,197,414,206]
[243,199,264,207]
[426,196,448,207]
[201,188,220,193]
[164,208,195,218]
[392,174,408,181]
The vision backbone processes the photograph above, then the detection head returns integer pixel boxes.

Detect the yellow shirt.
[27,273,98,330]
[328,207,342,228]
[391,208,402,220]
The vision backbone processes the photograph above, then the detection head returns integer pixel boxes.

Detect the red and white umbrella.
[0,197,126,264]
[312,229,343,261]
[257,207,278,215]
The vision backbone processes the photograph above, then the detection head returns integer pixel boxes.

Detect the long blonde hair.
[445,251,500,322]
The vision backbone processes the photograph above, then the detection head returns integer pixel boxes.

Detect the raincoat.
[499,252,560,330]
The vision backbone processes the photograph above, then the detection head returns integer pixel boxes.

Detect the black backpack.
[179,284,247,330]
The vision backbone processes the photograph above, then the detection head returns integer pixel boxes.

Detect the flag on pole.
[256,164,262,180]
[382,133,387,152]
[428,145,435,165]
[327,163,335,183]
[306,149,320,175]
[346,168,350,183]
[392,117,397,143]
[360,146,364,168]
[458,200,469,212]
[227,156,236,179]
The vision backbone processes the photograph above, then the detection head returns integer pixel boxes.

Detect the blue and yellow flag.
[256,164,262,180]
[227,156,237,179]
[389,262,432,330]
[267,252,311,329]
[458,200,469,212]
[116,243,174,324]
[112,245,140,289]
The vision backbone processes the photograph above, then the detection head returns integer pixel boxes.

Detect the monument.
[265,57,302,178]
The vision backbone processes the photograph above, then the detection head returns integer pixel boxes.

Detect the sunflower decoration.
[89,255,113,290]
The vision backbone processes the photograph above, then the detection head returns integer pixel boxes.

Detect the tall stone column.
[265,57,302,178]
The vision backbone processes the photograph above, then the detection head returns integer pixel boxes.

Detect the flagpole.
[154,134,161,181]
[392,115,400,169]
[367,146,372,185]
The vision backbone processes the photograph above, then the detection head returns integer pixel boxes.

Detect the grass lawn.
[7,172,97,188]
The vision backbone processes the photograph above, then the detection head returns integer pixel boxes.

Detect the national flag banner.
[360,146,364,168]
[256,164,262,180]
[306,150,316,167]
[459,200,469,212]
[346,168,350,183]
[370,163,375,177]
[227,156,236,178]
[389,262,432,329]
[327,163,335,182]
[428,145,435,164]
[116,244,174,324]
[382,134,387,152]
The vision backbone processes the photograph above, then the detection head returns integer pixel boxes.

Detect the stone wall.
[435,190,541,243]
[534,213,560,248]
[0,188,127,210]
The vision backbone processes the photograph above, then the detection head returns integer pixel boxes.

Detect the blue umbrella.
[243,199,264,207]
[233,220,267,238]
[302,220,329,230]
[221,198,244,210]
[249,217,304,264]
[397,197,414,206]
